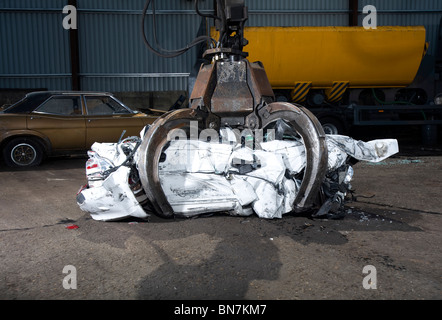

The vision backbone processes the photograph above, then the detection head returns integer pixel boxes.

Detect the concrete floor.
[0,128,441,302]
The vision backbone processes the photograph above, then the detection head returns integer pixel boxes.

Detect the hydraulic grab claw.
[138,0,328,218]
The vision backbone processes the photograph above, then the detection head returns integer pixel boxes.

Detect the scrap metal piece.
[77,166,149,221]
[76,131,398,220]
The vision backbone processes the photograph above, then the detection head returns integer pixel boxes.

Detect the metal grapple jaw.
[137,54,328,218]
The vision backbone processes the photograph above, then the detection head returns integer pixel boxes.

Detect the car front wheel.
[318,117,344,135]
[3,138,44,167]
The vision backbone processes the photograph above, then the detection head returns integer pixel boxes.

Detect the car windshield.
[2,93,52,114]
[85,96,132,115]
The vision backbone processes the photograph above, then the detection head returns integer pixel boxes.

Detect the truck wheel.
[319,117,344,135]
[3,138,44,167]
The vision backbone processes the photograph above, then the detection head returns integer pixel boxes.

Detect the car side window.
[85,96,131,115]
[35,96,82,116]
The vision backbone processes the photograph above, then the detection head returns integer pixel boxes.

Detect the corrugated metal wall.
[78,7,200,91]
[1,0,441,92]
[0,1,71,90]
[247,0,349,27]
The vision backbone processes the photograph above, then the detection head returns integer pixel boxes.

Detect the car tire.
[318,117,344,135]
[3,137,44,167]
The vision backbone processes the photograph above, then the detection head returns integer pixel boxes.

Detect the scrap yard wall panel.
[247,0,349,27]
[0,0,441,92]
[0,1,71,90]
[77,9,198,91]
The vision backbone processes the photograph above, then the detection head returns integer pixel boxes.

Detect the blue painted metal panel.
[0,6,71,90]
[1,0,441,91]
[76,3,203,91]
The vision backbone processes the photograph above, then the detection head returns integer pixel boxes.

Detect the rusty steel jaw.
[137,57,328,218]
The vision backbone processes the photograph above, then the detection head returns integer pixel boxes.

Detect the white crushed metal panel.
[77,132,399,221]
[160,172,239,216]
[261,140,306,174]
[326,135,399,165]
[78,166,149,221]
[156,136,399,219]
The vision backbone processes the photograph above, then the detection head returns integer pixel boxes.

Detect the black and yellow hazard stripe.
[325,81,349,102]
[290,82,312,103]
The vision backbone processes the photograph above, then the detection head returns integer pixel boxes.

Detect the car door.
[27,95,86,150]
[84,95,147,147]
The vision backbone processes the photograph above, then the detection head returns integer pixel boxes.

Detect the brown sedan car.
[0,91,158,167]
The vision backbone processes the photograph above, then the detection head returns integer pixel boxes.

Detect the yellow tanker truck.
[210,26,442,140]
